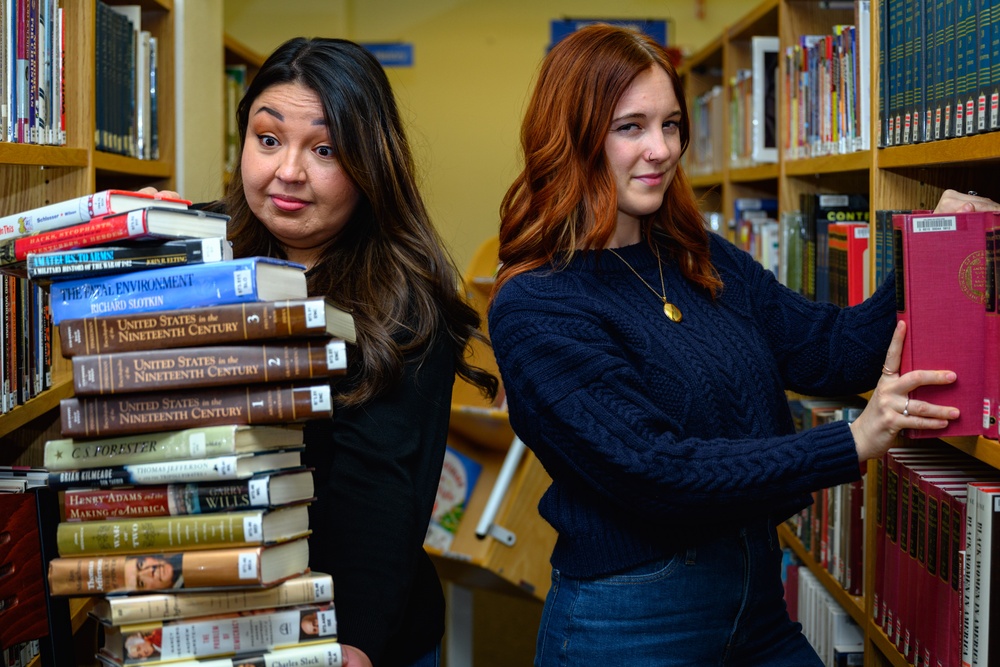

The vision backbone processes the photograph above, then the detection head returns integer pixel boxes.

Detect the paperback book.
[424,446,483,551]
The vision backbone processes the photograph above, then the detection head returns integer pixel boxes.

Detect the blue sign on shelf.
[360,42,414,67]
[549,19,668,48]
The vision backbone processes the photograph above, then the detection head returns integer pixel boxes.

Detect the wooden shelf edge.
[688,172,725,189]
[729,162,779,182]
[449,404,516,452]
[0,144,88,168]
[679,34,724,74]
[783,150,872,176]
[940,435,1000,470]
[0,378,74,440]
[427,549,541,601]
[69,597,96,635]
[878,132,1000,169]
[867,621,912,667]
[93,152,173,179]
[224,33,266,68]
[776,522,866,626]
[726,0,779,41]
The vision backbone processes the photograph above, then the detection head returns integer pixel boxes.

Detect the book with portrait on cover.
[89,571,333,625]
[47,538,310,596]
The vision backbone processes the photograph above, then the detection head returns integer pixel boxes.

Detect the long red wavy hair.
[493,24,722,298]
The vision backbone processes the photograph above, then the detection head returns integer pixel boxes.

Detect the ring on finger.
[882,365,898,375]
[902,398,910,417]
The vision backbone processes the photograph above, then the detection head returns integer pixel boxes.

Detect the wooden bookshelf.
[678,0,1000,664]
[0,1,177,664]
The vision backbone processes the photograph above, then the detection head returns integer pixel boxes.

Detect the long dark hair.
[224,37,497,405]
[495,24,721,297]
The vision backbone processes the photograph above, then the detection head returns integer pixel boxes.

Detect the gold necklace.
[606,244,682,322]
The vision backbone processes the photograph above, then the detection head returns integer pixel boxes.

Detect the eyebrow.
[611,108,682,124]
[253,106,327,126]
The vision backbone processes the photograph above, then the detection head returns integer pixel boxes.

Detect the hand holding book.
[848,321,960,462]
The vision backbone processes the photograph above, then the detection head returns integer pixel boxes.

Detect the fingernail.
[946,372,957,381]
[950,409,960,418]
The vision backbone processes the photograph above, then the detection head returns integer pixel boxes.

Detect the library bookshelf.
[0,1,176,665]
[680,0,1000,665]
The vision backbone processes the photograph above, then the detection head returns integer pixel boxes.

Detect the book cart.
[0,1,177,665]
[424,236,558,666]
[680,0,1000,664]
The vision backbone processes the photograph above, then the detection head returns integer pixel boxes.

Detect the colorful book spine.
[25,238,232,281]
[72,339,347,395]
[48,256,306,325]
[59,383,332,438]
[62,471,314,520]
[58,297,354,357]
[0,190,189,241]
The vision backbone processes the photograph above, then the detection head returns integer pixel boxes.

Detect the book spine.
[101,603,337,664]
[59,298,332,357]
[72,339,347,395]
[100,573,333,624]
[0,213,133,264]
[256,643,343,667]
[47,453,293,489]
[48,257,297,325]
[55,509,265,556]
[47,546,270,595]
[63,480,267,520]
[43,425,244,470]
[59,383,332,438]
[986,226,999,439]
[26,237,230,281]
[0,192,89,240]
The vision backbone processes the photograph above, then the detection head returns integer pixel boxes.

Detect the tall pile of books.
[2,191,357,666]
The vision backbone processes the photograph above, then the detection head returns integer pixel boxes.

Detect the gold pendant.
[663,302,682,322]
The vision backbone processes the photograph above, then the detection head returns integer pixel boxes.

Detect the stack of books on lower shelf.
[37,250,355,666]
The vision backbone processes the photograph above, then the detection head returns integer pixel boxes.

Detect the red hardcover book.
[827,221,870,306]
[0,492,48,650]
[985,223,1000,439]
[893,211,999,437]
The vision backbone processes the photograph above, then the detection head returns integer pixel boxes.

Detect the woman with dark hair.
[488,24,995,666]
[149,37,496,667]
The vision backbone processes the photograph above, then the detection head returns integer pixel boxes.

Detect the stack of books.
[13,192,356,666]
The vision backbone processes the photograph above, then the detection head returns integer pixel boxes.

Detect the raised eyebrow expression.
[253,106,327,127]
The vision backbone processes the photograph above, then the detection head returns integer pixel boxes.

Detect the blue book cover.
[424,446,483,551]
[48,256,307,324]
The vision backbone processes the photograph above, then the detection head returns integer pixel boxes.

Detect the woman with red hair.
[488,24,994,666]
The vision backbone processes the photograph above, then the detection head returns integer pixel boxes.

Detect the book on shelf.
[47,449,305,490]
[90,571,333,625]
[778,210,805,293]
[58,296,357,357]
[47,538,311,596]
[71,339,348,396]
[44,424,306,471]
[24,237,234,282]
[750,35,779,163]
[892,209,997,438]
[62,469,316,520]
[0,207,231,267]
[987,222,1000,439]
[967,481,1000,667]
[55,503,311,556]
[96,641,344,667]
[97,603,337,666]
[0,492,48,653]
[826,221,869,307]
[48,256,308,325]
[800,193,869,304]
[424,445,483,551]
[0,190,190,242]
[59,382,333,438]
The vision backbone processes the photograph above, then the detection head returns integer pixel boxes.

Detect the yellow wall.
[223,0,741,270]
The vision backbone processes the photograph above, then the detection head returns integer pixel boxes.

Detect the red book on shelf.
[826,221,870,306]
[984,223,1000,439]
[893,210,999,438]
[0,492,48,650]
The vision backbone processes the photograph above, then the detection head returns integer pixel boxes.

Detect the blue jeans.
[535,518,823,667]
[402,643,440,667]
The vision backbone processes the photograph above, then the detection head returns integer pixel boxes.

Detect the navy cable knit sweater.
[488,233,896,578]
